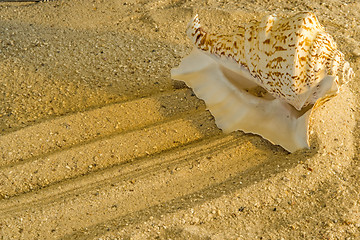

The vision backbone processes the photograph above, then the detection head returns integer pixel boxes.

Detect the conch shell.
[171,12,354,152]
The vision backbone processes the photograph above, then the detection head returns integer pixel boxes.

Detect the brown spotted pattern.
[187,12,354,110]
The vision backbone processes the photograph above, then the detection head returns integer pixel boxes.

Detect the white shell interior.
[171,48,314,152]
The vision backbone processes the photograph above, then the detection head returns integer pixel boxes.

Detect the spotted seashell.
[171,12,354,152]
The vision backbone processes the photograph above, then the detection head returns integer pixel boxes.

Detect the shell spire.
[186,14,201,42]
[186,14,247,67]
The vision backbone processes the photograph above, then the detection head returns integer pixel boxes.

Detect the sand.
[0,0,359,239]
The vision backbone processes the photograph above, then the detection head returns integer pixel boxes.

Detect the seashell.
[171,12,354,152]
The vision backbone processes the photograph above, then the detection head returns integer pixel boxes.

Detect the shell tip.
[186,14,201,39]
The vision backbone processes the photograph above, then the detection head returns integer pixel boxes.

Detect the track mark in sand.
[0,88,202,167]
[0,132,265,239]
[0,110,221,198]
[0,87,219,198]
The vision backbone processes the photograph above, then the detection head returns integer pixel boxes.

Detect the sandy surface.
[0,0,359,239]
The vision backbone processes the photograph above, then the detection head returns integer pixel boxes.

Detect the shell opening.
[220,62,314,118]
[220,65,275,100]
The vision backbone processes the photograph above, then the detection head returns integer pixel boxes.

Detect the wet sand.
[0,0,359,239]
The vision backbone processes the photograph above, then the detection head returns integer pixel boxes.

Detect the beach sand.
[0,0,359,239]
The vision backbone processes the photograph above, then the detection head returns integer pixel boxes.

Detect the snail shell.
[171,12,354,152]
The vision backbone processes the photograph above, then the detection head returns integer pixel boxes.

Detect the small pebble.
[352,48,360,57]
